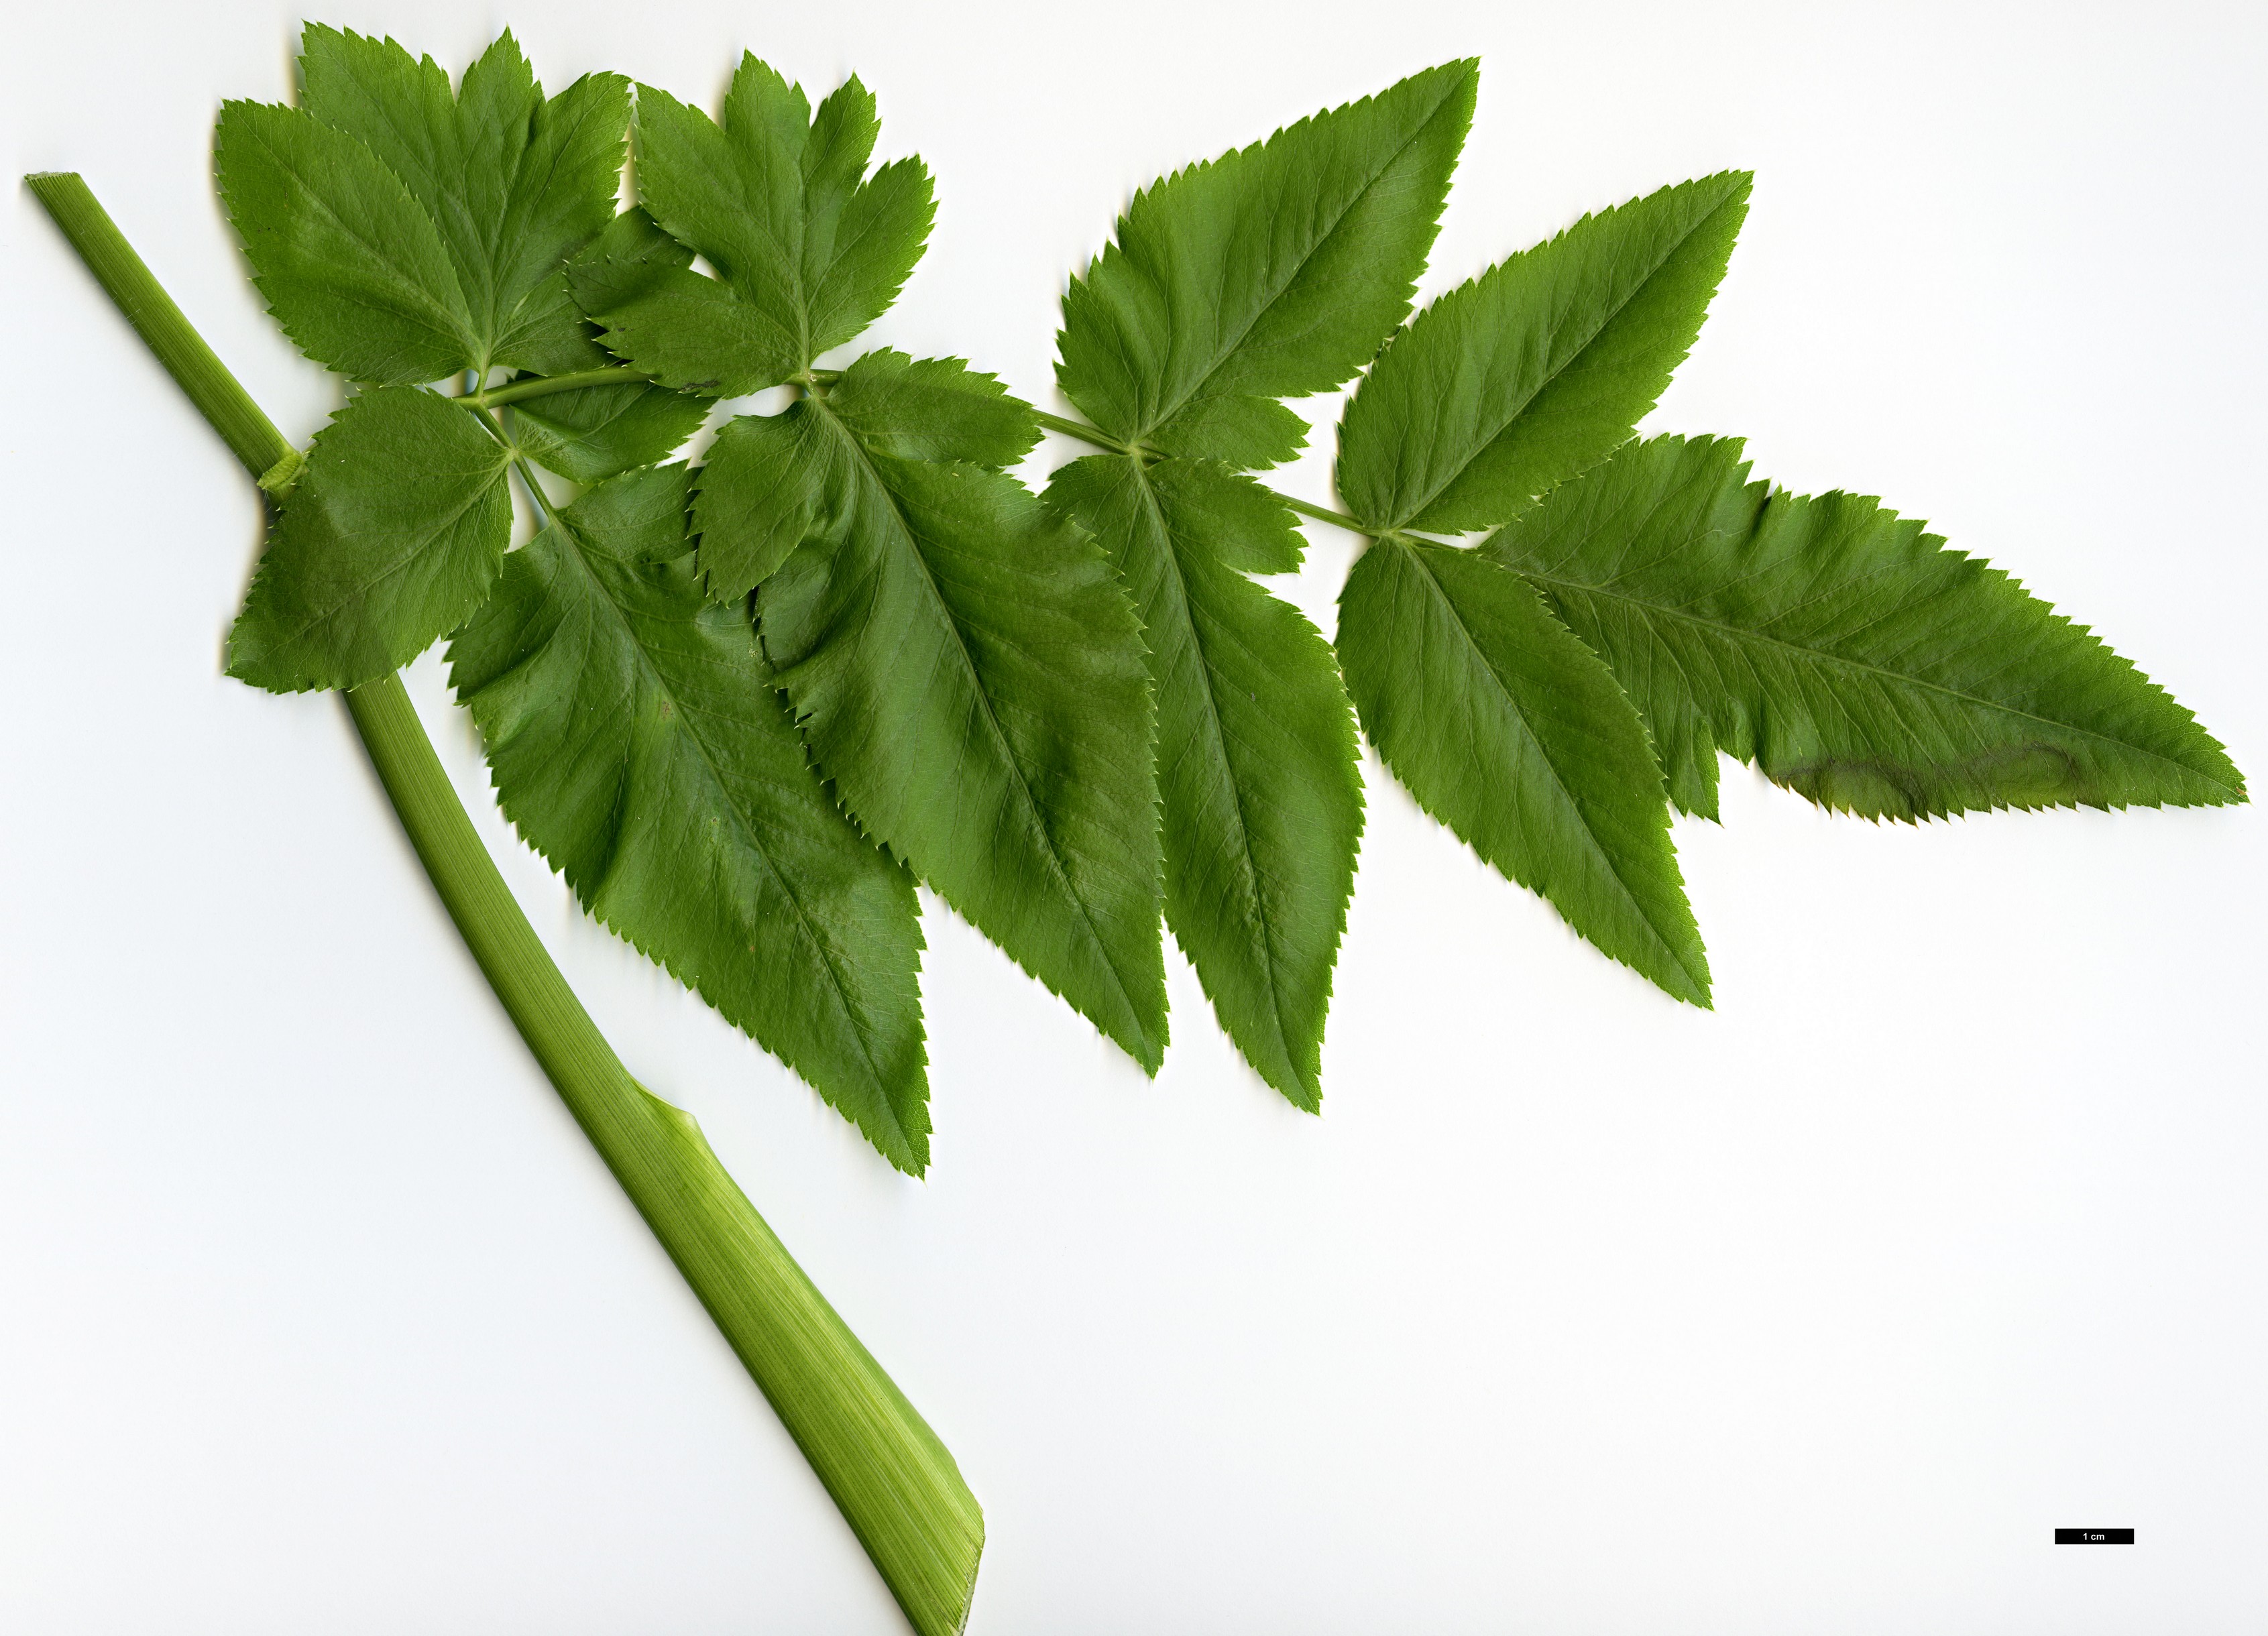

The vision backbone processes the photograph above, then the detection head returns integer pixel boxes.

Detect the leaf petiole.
[459,365,653,409]
[1276,490,1397,540]
[510,453,559,528]
[1029,405,1391,538]
[1029,405,1133,453]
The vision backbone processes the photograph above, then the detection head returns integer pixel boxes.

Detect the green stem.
[463,365,652,409]
[1029,404,1390,538]
[347,677,982,1631]
[30,171,982,1636]
[27,172,292,479]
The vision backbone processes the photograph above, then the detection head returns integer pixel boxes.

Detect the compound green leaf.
[298,26,630,377]
[1049,455,1361,1107]
[614,59,934,392]
[758,408,1166,1070]
[512,379,711,483]
[229,385,510,692]
[1486,435,2249,821]
[215,99,477,384]
[445,465,931,1171]
[1338,172,1750,533]
[1337,539,1709,1004]
[1058,61,1477,470]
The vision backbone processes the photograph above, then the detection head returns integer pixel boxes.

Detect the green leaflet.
[1057,61,1477,470]
[298,27,630,377]
[215,99,476,385]
[1337,539,1709,1005]
[565,204,785,398]
[217,30,628,385]
[825,350,1040,465]
[691,353,1035,604]
[573,261,792,400]
[562,204,753,394]
[565,206,695,313]
[604,58,935,394]
[757,403,1167,1070]
[1485,436,2249,821]
[229,385,510,692]
[693,408,832,603]
[1337,173,1751,533]
[446,465,931,1171]
[511,380,712,483]
[1048,456,1361,1108]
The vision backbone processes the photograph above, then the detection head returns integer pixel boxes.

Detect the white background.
[4,1,2263,1631]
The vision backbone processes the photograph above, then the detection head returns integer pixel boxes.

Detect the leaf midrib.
[1400,542,1701,986]
[549,509,908,1124]
[1510,557,2239,794]
[1129,462,1301,1086]
[816,402,1153,1051]
[1130,72,1468,447]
